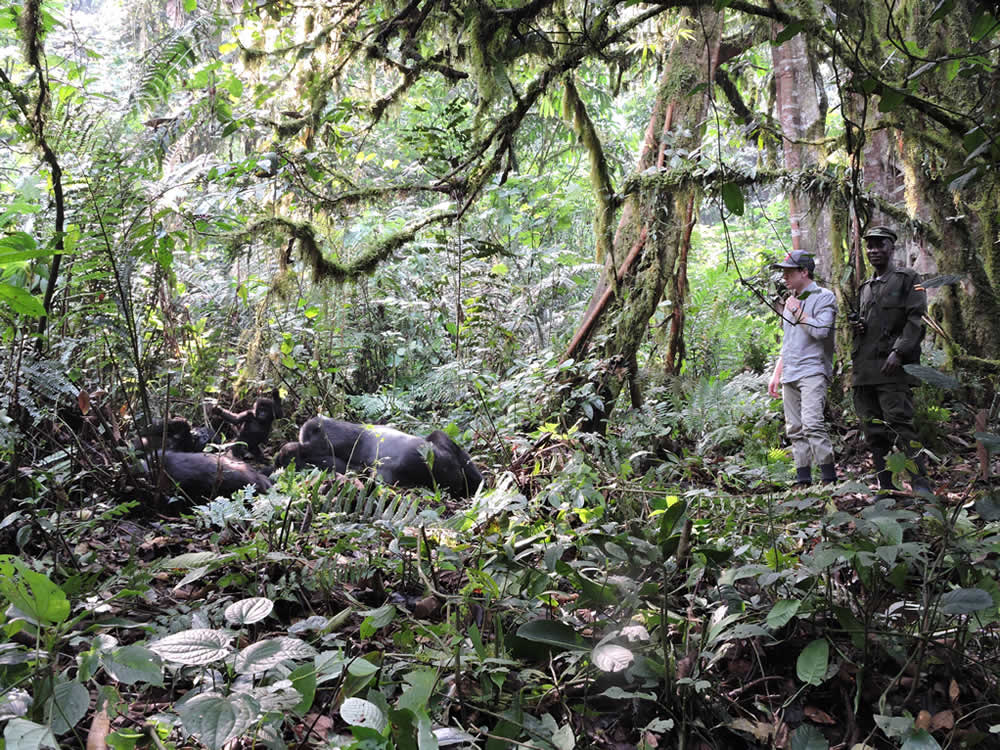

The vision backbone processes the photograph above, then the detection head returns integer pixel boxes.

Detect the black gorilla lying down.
[137,417,199,453]
[147,451,273,499]
[275,417,482,498]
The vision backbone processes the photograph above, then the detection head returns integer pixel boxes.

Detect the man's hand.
[881,350,902,376]
[784,296,803,322]
[768,359,782,398]
[768,374,781,398]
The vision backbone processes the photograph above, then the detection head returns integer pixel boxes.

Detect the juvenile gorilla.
[148,451,273,500]
[275,417,482,498]
[212,389,282,458]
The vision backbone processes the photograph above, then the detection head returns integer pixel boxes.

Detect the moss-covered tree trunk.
[894,1,1000,359]
[565,7,724,430]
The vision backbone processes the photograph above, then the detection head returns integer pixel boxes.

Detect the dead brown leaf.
[949,678,960,703]
[931,710,954,731]
[915,710,931,730]
[298,713,335,742]
[412,596,441,619]
[728,718,773,742]
[85,705,110,750]
[803,706,836,724]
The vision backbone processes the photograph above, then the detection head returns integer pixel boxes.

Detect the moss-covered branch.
[721,0,987,146]
[562,76,614,263]
[621,163,941,246]
[241,211,458,283]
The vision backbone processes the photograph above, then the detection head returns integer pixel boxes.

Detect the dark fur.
[274,417,482,498]
[275,441,348,474]
[212,389,282,458]
[137,417,197,453]
[149,451,273,499]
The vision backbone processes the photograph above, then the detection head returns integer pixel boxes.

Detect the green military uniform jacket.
[851,266,926,386]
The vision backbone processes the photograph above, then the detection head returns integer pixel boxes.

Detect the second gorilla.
[275,417,482,499]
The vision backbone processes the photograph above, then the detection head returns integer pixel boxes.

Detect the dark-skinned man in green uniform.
[851,225,931,493]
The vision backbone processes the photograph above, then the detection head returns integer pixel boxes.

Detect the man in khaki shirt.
[851,226,930,492]
[768,250,838,485]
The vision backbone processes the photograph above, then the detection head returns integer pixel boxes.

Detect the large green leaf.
[721,183,744,216]
[0,556,70,625]
[102,645,164,686]
[340,697,387,732]
[46,681,89,735]
[974,493,1000,520]
[234,637,317,673]
[0,232,48,265]
[4,718,59,750]
[929,0,955,23]
[789,724,829,750]
[901,729,942,750]
[516,619,588,652]
[657,499,687,540]
[396,668,438,714]
[902,365,959,390]
[224,597,274,626]
[766,600,801,630]
[288,663,317,715]
[878,86,906,112]
[177,693,260,750]
[0,283,45,317]
[938,587,994,615]
[796,639,829,685]
[148,629,232,665]
[774,21,804,44]
[485,701,523,750]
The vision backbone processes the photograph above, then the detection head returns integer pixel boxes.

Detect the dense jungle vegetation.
[2,0,1000,748]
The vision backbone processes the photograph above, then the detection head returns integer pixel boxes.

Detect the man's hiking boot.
[819,463,837,483]
[794,466,812,486]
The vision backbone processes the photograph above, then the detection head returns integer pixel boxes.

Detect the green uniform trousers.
[851,382,919,456]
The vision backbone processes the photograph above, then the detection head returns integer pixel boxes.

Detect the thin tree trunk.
[663,193,696,374]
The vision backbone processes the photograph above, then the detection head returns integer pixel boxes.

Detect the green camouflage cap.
[863,225,897,242]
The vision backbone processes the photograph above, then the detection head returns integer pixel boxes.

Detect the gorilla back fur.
[276,417,482,498]
[148,451,272,500]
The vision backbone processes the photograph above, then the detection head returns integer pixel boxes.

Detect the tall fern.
[128,17,212,114]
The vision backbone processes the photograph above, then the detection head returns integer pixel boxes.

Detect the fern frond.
[324,481,421,525]
[129,17,212,114]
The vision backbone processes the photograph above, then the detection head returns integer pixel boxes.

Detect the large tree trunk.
[771,28,831,277]
[563,7,724,430]
[891,1,1000,359]
[860,123,937,276]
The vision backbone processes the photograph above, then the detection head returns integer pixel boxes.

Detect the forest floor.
[2,405,999,750]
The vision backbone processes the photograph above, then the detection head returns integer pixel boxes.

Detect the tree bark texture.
[892,1,1000,359]
[771,27,831,278]
[571,7,724,428]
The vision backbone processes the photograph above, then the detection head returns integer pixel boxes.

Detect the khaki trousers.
[782,374,834,469]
